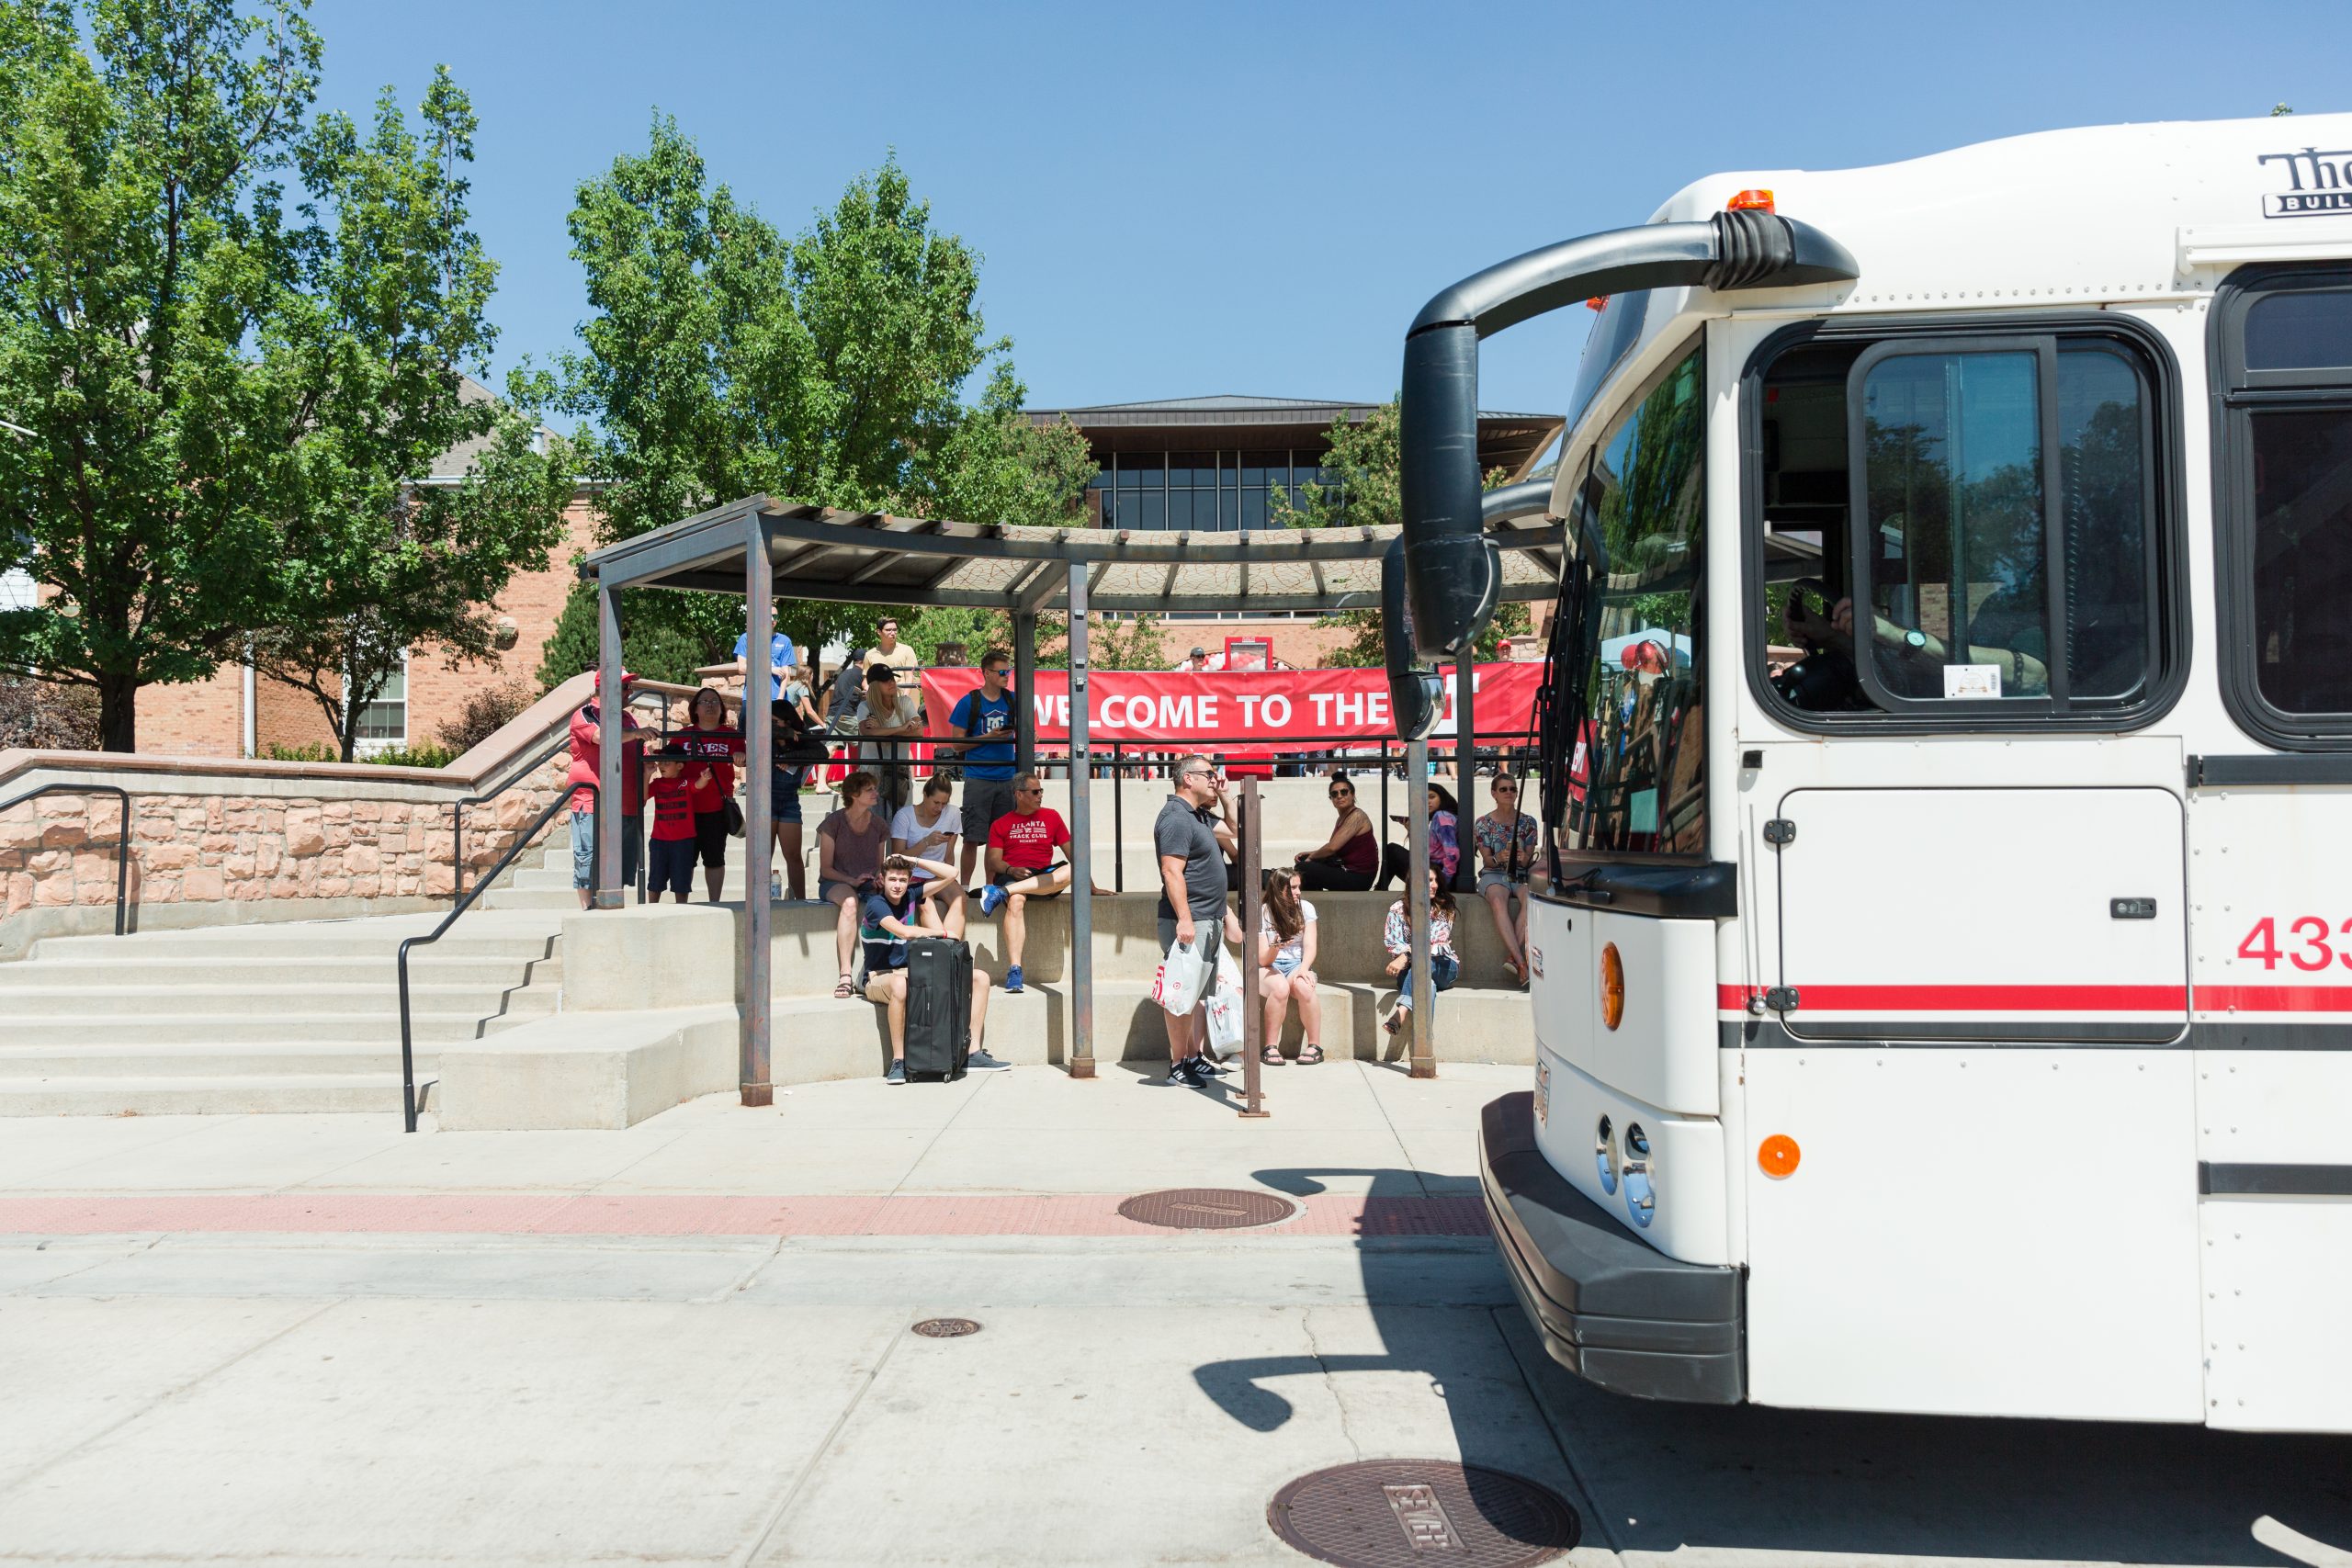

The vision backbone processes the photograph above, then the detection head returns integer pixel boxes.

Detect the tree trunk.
[97,672,138,752]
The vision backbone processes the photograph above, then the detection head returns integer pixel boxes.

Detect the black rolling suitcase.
[902,935,972,1081]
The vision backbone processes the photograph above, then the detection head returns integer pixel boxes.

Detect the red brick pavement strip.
[0,1193,1488,1238]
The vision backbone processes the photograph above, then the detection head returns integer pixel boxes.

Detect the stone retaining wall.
[0,672,600,957]
[0,758,571,919]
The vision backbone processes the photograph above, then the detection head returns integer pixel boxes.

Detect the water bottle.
[770,870,783,901]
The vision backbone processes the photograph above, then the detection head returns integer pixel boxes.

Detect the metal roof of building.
[581,494,1565,615]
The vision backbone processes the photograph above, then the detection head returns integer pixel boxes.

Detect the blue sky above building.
[310,0,2342,423]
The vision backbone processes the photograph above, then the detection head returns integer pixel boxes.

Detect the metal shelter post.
[1012,614,1036,781]
[1407,735,1435,1078]
[1453,660,1477,893]
[741,516,775,1106]
[594,583,625,909]
[1238,778,1268,1118]
[1065,567,1095,1079]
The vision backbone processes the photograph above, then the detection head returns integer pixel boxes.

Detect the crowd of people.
[561,630,1543,1083]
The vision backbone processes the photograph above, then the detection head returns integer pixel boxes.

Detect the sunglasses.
[1329,788,1354,799]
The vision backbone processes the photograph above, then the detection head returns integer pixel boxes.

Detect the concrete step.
[0,954,560,989]
[0,1007,535,1048]
[763,976,1532,1078]
[29,927,560,964]
[0,982,554,1018]
[0,1072,430,1116]
[0,1041,443,1078]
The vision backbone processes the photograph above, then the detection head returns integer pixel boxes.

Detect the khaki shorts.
[864,969,902,1005]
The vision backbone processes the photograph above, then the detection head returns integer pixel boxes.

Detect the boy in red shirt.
[645,759,700,904]
[978,771,1099,993]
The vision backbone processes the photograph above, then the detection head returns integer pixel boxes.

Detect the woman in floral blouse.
[1382,869,1459,1037]
[1473,775,1540,985]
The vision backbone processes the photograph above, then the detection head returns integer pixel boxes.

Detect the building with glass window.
[1026,395,1561,664]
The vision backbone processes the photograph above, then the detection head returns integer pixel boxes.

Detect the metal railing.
[0,783,131,937]
[396,784,596,1133]
[1013,729,1538,893]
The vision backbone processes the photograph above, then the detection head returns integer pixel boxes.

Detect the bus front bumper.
[1479,1091,1745,1404]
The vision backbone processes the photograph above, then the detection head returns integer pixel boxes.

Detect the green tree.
[1272,399,1532,666]
[548,121,1092,666]
[534,580,711,690]
[0,0,325,750]
[0,3,558,754]
[248,73,574,759]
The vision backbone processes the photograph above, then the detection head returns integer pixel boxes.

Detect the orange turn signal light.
[1758,1134,1801,1179]
[1585,296,1609,311]
[1726,188,1775,213]
[1599,943,1625,1032]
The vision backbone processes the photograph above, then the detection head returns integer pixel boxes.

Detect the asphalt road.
[4,1225,2346,1567]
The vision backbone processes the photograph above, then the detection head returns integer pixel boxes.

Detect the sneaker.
[1164,1061,1194,1086]
[1194,1052,1230,1076]
[1004,963,1023,993]
[1180,1056,1216,1087]
[885,1060,906,1086]
[965,1047,1012,1072]
[978,883,1007,916]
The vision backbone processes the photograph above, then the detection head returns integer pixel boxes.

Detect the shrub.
[0,674,103,750]
[368,742,458,769]
[261,742,340,762]
[435,679,538,756]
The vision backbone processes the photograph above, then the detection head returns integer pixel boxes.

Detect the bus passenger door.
[1744,784,2203,1420]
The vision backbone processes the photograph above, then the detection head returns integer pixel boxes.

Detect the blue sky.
[310,0,2341,422]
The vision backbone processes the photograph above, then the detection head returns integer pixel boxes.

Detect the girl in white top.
[1255,867,1324,1066]
[888,775,963,885]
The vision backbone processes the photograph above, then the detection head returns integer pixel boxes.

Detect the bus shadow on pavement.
[1194,1168,2352,1568]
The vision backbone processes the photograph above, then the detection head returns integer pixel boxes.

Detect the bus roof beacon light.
[1396,209,1858,670]
[1726,188,1775,212]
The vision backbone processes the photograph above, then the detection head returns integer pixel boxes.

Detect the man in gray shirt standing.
[1156,754,1234,1087]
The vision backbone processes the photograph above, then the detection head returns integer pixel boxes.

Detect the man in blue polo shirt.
[940,647,1018,884]
[733,621,796,700]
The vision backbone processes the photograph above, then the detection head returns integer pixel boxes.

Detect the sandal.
[1383,1010,1403,1037]
[1296,1043,1325,1066]
[833,975,857,1000]
[1261,1045,1285,1066]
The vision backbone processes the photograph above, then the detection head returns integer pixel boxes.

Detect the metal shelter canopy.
[578,495,1566,614]
[580,493,1561,1107]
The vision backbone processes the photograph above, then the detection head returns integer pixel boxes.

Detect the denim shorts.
[570,810,643,891]
[769,771,804,824]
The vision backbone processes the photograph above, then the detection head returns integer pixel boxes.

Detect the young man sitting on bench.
[862,853,1006,1085]
[975,771,1109,993]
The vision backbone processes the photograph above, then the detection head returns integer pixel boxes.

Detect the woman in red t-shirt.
[676,688,745,902]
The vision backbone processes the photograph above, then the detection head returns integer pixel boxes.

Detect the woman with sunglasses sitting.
[1294,770,1379,892]
[1474,774,1541,986]
[1377,783,1458,892]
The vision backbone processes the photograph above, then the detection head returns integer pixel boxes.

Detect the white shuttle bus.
[1387,114,2352,1431]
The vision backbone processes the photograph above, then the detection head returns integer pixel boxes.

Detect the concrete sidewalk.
[2,1066,2346,1567]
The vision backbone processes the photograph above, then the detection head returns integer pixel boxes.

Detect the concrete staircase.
[0,908,568,1116]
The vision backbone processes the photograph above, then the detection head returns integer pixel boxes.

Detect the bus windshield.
[1555,344,1708,858]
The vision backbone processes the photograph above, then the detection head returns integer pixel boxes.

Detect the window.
[1553,344,1706,858]
[352,651,408,752]
[1750,325,2166,723]
[2215,267,2352,745]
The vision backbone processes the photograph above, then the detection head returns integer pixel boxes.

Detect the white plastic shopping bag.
[1204,949,1246,1050]
[1150,934,1212,1017]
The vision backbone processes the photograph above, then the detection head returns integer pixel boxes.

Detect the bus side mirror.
[1384,536,1444,740]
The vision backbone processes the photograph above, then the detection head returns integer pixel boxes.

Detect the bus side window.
[1755,330,2164,724]
[2216,269,2352,745]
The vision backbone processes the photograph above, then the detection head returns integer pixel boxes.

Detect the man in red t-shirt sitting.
[975,772,1073,994]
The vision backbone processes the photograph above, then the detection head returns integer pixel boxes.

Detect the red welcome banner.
[921,663,1541,744]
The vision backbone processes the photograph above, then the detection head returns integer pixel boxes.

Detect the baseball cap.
[593,669,637,690]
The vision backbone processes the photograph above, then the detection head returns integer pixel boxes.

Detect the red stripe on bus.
[2191,985,2352,1014]
[1715,984,2182,1011]
[1716,982,2352,1015]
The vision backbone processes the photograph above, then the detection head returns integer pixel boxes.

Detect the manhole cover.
[1116,1188,1296,1230]
[1268,1461,1579,1568]
[910,1317,981,1338]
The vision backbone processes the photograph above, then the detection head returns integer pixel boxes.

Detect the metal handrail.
[447,732,572,899]
[0,783,131,938]
[396,784,595,1132]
